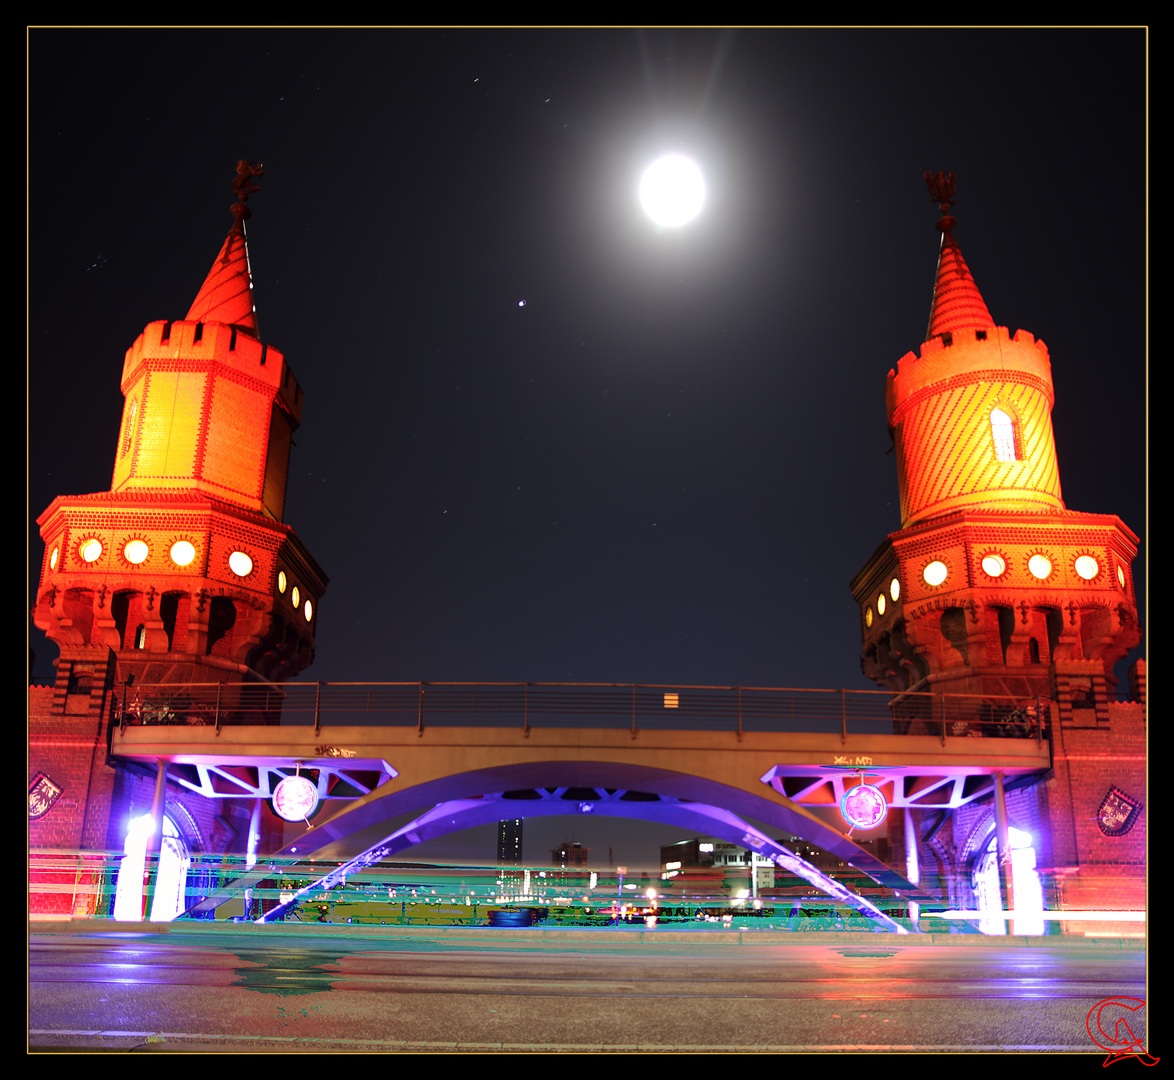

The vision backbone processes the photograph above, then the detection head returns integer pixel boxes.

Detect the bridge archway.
[187,758,935,930]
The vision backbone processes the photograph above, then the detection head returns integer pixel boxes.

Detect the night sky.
[29,29,1146,868]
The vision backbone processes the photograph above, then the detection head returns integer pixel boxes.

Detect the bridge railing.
[114,681,1046,743]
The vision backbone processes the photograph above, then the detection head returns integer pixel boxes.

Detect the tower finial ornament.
[221,160,263,268]
[231,159,264,221]
[925,170,957,234]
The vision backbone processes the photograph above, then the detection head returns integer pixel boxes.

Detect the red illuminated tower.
[851,175,1140,715]
[33,163,327,708]
[30,165,327,915]
[851,175,1144,931]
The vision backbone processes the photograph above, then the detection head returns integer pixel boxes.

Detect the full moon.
[639,154,705,227]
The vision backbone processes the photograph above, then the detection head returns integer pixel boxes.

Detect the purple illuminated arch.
[186,760,934,930]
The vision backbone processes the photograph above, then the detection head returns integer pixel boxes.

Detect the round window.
[124,539,149,564]
[1028,554,1052,580]
[228,551,253,577]
[923,561,948,587]
[170,540,196,567]
[981,553,1006,577]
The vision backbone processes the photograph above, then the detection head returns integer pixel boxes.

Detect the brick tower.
[851,174,1144,932]
[851,175,1140,713]
[30,165,327,914]
[33,162,326,707]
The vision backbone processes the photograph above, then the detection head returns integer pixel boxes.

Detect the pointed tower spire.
[35,160,326,692]
[924,170,994,339]
[186,160,264,334]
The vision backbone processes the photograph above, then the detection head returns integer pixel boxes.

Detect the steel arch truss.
[187,784,915,932]
[166,760,398,803]
[760,764,1019,811]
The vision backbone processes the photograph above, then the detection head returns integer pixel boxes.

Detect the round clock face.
[840,783,888,830]
[272,775,319,822]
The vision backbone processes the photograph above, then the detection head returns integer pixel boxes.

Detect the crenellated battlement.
[121,319,302,423]
[887,325,1053,427]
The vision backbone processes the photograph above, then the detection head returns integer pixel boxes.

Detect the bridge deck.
[112,723,1051,811]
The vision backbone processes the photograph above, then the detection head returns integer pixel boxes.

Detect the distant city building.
[497,818,523,866]
[551,840,590,867]
[660,834,894,895]
[660,837,776,892]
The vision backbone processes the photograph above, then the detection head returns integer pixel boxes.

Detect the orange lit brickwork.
[854,509,1139,698]
[112,319,301,521]
[888,327,1064,524]
[852,195,1139,701]
[892,228,1064,524]
[1044,694,1145,928]
[860,179,1144,929]
[31,170,323,899]
[34,184,325,693]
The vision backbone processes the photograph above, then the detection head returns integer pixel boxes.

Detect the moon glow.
[639,154,706,227]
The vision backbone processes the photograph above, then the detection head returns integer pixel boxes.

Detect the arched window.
[991,408,1017,462]
[973,825,1044,935]
[113,813,191,922]
[150,816,192,921]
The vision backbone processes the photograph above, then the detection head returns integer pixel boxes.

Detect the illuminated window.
[1074,555,1099,580]
[277,570,287,594]
[865,606,873,628]
[124,539,149,565]
[170,540,196,567]
[1028,554,1052,580]
[115,814,190,924]
[80,539,103,563]
[923,561,948,587]
[228,551,253,577]
[981,553,1006,578]
[991,408,1017,462]
[890,577,900,602]
[877,593,886,616]
[973,826,1043,936]
[49,546,59,570]
[1117,565,1126,588]
[291,585,300,608]
[304,599,313,622]
[113,814,155,922]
